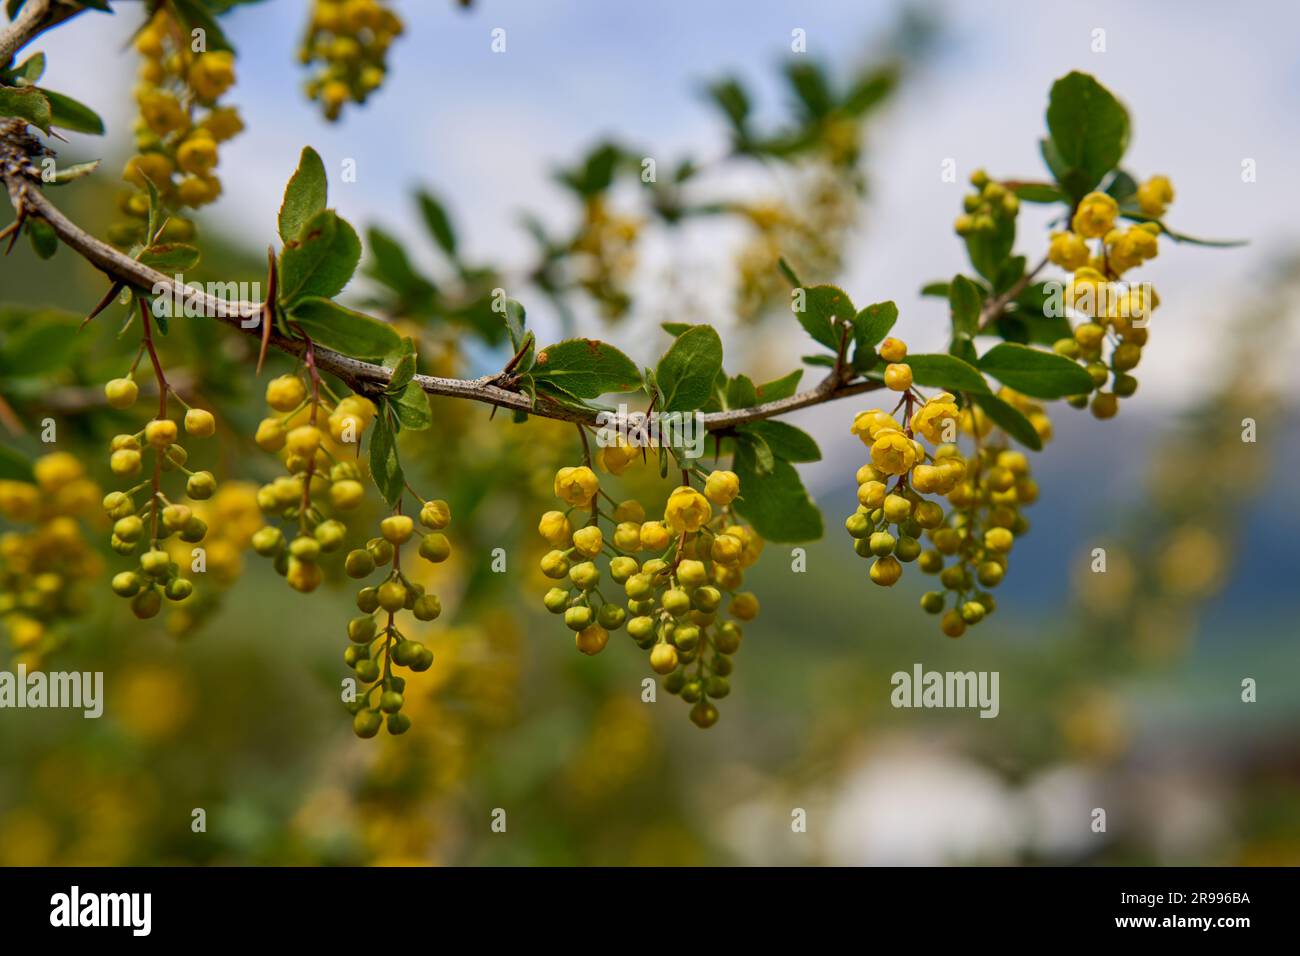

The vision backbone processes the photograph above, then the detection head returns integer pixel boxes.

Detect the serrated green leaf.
[287,296,400,361]
[278,209,361,306]
[392,381,432,431]
[970,392,1042,451]
[732,449,822,543]
[656,325,722,412]
[725,373,759,409]
[977,342,1093,398]
[901,353,989,393]
[853,300,898,353]
[38,88,103,135]
[278,146,327,244]
[532,338,641,398]
[741,420,820,463]
[0,85,51,132]
[1045,71,1129,197]
[386,351,416,393]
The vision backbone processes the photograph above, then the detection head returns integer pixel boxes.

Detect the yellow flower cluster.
[954,170,1020,237]
[111,10,243,246]
[101,364,220,621]
[572,197,641,321]
[1047,179,1172,420]
[341,499,452,738]
[0,454,102,667]
[538,456,760,728]
[250,374,378,593]
[300,0,404,121]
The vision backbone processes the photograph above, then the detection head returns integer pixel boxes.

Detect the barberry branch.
[0,128,881,432]
[0,0,84,67]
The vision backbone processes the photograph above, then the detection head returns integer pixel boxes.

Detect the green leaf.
[977,342,1093,398]
[0,444,35,482]
[278,147,328,244]
[38,88,103,135]
[26,218,57,258]
[365,226,435,302]
[0,311,78,376]
[802,354,836,367]
[532,338,641,399]
[901,353,989,394]
[138,243,200,271]
[921,281,949,298]
[392,381,432,431]
[1013,182,1066,204]
[170,0,235,53]
[287,296,401,361]
[842,65,896,116]
[661,321,693,337]
[0,86,51,133]
[737,431,775,476]
[7,53,45,84]
[948,277,982,338]
[794,285,854,351]
[50,159,100,184]
[784,61,834,120]
[416,190,457,257]
[1045,72,1129,197]
[656,325,723,412]
[386,350,416,393]
[853,300,898,352]
[964,212,1015,282]
[726,373,759,409]
[704,77,750,133]
[1105,170,1138,203]
[278,209,361,306]
[732,450,822,543]
[368,411,404,507]
[970,392,1042,452]
[1119,213,1248,248]
[741,420,820,463]
[754,369,802,402]
[777,257,803,288]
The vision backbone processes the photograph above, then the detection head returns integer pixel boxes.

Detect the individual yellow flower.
[664,486,711,533]
[869,429,917,476]
[703,470,740,506]
[850,409,900,445]
[909,393,959,444]
[188,51,235,102]
[1048,230,1089,271]
[1106,226,1158,274]
[176,132,218,176]
[1135,175,1174,217]
[640,520,671,551]
[571,526,603,558]
[123,152,175,191]
[884,363,913,391]
[1071,191,1118,239]
[598,440,638,475]
[554,466,599,508]
[138,91,187,136]
[538,511,572,548]
[200,106,245,142]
